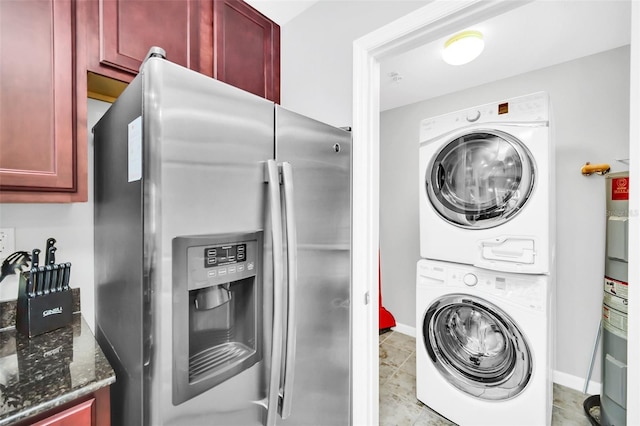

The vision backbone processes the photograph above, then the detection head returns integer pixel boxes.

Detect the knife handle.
[56,264,65,292]
[27,267,38,298]
[43,265,53,295]
[50,264,59,293]
[31,248,41,269]
[35,266,45,297]
[46,246,57,266]
[44,238,56,264]
[62,262,72,290]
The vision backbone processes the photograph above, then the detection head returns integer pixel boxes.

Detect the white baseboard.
[553,370,601,395]
[394,323,602,395]
[392,323,416,338]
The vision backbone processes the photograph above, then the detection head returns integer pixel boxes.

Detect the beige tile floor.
[379,330,594,426]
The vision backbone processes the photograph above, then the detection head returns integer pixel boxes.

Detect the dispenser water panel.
[172,231,263,405]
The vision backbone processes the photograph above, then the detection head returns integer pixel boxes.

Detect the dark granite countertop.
[0,311,115,425]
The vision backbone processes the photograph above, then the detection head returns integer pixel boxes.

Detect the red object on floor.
[378,251,396,331]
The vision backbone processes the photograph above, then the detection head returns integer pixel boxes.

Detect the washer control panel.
[417,259,548,311]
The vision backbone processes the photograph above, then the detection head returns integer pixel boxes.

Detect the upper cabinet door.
[85,0,280,100]
[213,0,280,103]
[89,0,204,80]
[0,0,82,201]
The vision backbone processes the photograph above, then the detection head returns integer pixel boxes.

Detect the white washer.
[416,259,553,426]
[418,92,554,274]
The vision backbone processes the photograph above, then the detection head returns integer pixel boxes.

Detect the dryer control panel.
[419,92,549,142]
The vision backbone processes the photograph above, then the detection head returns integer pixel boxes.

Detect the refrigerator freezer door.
[95,58,272,425]
[144,58,275,425]
[275,107,352,425]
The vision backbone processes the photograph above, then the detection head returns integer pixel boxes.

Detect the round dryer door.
[422,294,532,400]
[425,129,535,229]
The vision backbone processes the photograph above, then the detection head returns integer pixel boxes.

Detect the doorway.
[351,1,640,424]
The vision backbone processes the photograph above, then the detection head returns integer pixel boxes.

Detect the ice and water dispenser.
[172,232,263,405]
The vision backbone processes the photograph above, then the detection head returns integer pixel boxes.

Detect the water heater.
[602,171,629,426]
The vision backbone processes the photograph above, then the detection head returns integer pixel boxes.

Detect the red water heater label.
[612,177,629,200]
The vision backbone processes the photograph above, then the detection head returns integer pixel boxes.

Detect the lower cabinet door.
[32,399,95,426]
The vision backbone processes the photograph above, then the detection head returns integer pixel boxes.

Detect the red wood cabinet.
[84,0,207,83]
[16,386,111,426]
[213,0,280,103]
[0,0,87,202]
[31,399,95,426]
[84,0,281,104]
[0,0,279,203]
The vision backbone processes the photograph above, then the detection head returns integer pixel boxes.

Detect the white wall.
[0,98,111,332]
[280,0,428,127]
[380,46,631,387]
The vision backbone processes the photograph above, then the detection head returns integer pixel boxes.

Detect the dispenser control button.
[237,245,246,261]
[248,262,254,271]
[228,266,236,274]
[207,270,217,278]
[218,268,227,277]
[238,264,245,272]
[463,273,478,286]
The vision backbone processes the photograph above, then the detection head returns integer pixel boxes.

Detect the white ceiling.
[244,0,319,24]
[380,1,631,111]
[245,1,631,112]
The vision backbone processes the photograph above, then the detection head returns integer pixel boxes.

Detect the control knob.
[466,110,481,122]
[463,273,478,286]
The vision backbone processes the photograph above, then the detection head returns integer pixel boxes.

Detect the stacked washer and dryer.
[416,92,555,426]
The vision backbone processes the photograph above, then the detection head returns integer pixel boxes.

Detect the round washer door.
[425,129,535,229]
[422,294,532,400]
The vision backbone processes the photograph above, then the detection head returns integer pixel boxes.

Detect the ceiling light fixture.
[442,30,484,66]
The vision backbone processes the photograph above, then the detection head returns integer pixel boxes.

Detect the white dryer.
[418,92,554,274]
[416,259,553,426]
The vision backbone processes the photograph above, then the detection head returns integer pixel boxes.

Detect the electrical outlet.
[0,228,16,261]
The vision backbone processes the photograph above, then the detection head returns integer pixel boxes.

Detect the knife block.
[16,272,73,338]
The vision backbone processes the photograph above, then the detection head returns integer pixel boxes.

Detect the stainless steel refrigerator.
[93,51,351,426]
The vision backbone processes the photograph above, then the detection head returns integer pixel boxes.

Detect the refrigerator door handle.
[279,162,298,419]
[265,160,285,426]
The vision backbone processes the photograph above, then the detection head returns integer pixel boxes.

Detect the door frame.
[350,1,640,424]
